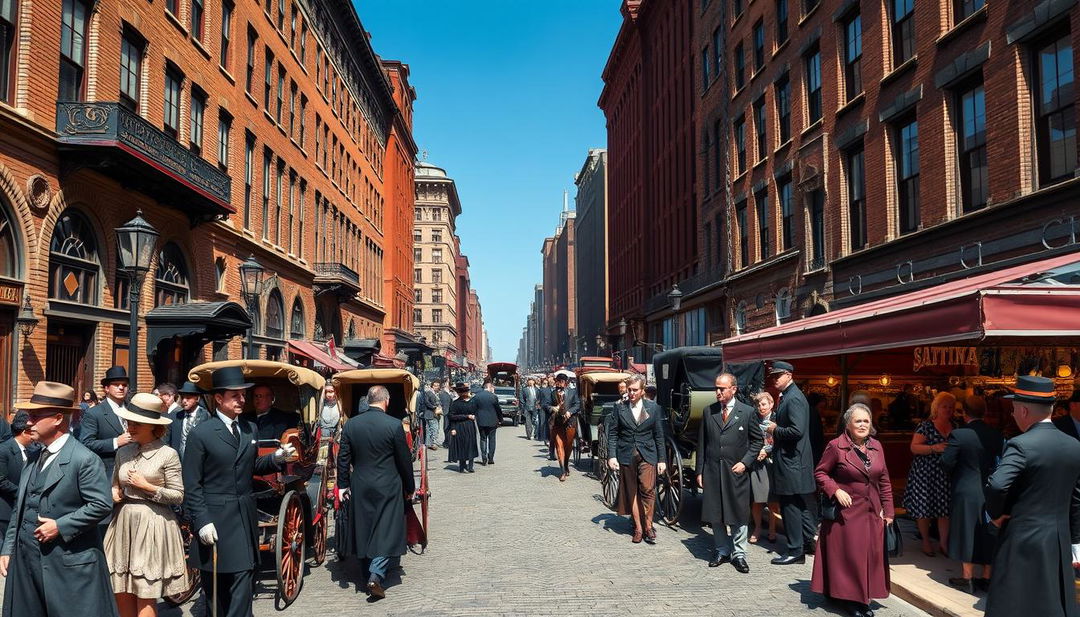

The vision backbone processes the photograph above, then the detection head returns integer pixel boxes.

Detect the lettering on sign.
[913,346,979,372]
[0,283,22,305]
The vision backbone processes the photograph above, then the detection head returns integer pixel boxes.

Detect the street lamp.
[668,284,683,348]
[238,254,265,359]
[15,294,39,344]
[115,211,159,393]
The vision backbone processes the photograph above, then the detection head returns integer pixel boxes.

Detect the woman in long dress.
[447,383,479,472]
[903,391,955,556]
[104,393,188,617]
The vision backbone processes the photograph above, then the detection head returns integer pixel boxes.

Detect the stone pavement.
[3,426,933,616]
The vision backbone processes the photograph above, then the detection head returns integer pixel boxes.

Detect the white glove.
[1072,543,1080,568]
[198,523,218,545]
[337,488,350,502]
[273,443,297,463]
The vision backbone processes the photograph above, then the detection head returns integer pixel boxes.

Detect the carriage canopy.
[188,360,326,423]
[331,369,420,422]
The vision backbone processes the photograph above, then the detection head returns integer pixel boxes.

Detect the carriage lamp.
[1058,364,1074,378]
[15,294,38,340]
[116,211,160,393]
[879,374,892,387]
[825,375,838,388]
[668,284,683,313]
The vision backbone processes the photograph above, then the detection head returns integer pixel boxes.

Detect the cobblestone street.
[148,424,929,616]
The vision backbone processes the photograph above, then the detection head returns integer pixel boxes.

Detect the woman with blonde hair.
[748,391,780,543]
[903,391,956,556]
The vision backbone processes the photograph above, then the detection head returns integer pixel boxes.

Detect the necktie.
[722,406,730,424]
[230,421,241,446]
[38,449,54,470]
[181,414,194,452]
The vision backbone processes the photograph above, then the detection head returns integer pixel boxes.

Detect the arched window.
[265,289,284,339]
[775,287,792,325]
[289,299,304,339]
[734,301,748,335]
[49,209,99,304]
[154,243,190,306]
[0,202,18,278]
[313,304,325,340]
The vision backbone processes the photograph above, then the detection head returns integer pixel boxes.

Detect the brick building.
[0,0,414,403]
[599,0,699,359]
[540,200,576,365]
[573,148,609,358]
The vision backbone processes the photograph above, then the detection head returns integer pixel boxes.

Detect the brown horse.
[549,390,577,482]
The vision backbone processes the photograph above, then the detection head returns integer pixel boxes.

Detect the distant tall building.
[574,149,609,358]
[541,193,576,364]
[413,162,461,357]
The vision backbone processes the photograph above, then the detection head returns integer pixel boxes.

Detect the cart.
[577,371,632,508]
[487,361,522,425]
[331,369,429,554]
[187,360,330,609]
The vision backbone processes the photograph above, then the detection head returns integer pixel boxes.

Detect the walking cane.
[212,543,219,617]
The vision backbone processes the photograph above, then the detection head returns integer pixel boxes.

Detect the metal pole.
[246,298,255,359]
[127,272,144,393]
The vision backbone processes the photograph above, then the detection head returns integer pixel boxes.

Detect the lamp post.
[238,254,265,359]
[667,284,683,348]
[15,294,39,346]
[115,211,159,393]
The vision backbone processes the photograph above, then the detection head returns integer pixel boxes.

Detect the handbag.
[885,520,903,557]
[820,494,840,521]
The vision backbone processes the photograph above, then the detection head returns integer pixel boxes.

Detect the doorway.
[46,321,94,397]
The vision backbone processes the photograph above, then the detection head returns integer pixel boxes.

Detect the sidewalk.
[887,519,986,617]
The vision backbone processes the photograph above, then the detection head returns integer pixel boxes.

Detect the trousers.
[424,418,440,446]
[779,493,817,556]
[713,523,750,559]
[523,407,537,439]
[479,426,497,462]
[199,568,254,617]
[6,527,47,617]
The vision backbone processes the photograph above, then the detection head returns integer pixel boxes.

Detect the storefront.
[722,253,1080,489]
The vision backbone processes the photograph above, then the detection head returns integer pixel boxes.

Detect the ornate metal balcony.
[56,102,233,221]
[313,262,361,300]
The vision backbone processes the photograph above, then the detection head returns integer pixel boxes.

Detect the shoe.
[467,466,475,473]
[848,602,870,617]
[767,532,777,542]
[948,577,974,594]
[427,445,437,451]
[367,580,386,600]
[708,554,730,567]
[632,530,643,543]
[489,460,494,465]
[974,578,991,592]
[479,460,487,466]
[770,554,805,565]
[559,473,567,482]
[732,556,750,573]
[643,528,656,544]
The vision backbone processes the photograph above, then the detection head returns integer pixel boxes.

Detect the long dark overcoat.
[181,414,280,573]
[811,434,894,605]
[695,400,764,526]
[336,406,415,558]
[1,436,117,617]
[771,383,816,495]
[79,400,125,479]
[447,398,479,462]
[940,418,1003,564]
[984,421,1080,617]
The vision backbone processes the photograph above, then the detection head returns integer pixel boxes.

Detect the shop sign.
[0,282,22,306]
[913,346,979,372]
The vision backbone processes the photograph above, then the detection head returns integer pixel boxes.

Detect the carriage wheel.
[309,470,329,566]
[163,521,202,607]
[275,490,306,607]
[409,440,430,555]
[655,437,685,526]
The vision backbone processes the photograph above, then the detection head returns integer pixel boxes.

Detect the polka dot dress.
[903,420,951,518]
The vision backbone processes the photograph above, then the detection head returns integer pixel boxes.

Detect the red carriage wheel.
[163,521,201,607]
[310,480,329,566]
[275,490,306,607]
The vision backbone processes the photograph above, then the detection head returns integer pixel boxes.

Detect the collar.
[256,409,270,418]
[215,410,237,428]
[631,399,644,413]
[106,397,125,412]
[837,431,878,451]
[15,440,27,454]
[135,439,164,459]
[724,399,736,411]
[44,432,71,455]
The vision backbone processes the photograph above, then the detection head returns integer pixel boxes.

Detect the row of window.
[414,267,445,284]
[413,247,444,263]
[414,288,444,304]
[413,228,445,243]
[413,308,444,324]
[415,206,448,222]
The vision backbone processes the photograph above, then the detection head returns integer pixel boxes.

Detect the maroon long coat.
[811,433,895,605]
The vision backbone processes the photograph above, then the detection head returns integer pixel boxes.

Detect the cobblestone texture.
[3,427,932,616]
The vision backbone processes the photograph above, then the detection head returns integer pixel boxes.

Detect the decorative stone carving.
[26,175,51,211]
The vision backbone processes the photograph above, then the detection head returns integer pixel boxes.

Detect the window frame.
[755,187,770,260]
[776,74,791,144]
[846,145,867,251]
[843,13,862,101]
[1033,29,1077,186]
[805,44,822,124]
[753,19,766,72]
[0,0,18,103]
[956,80,988,211]
[59,0,89,102]
[894,114,920,234]
[189,86,206,154]
[119,28,144,113]
[219,0,233,69]
[163,65,183,138]
[892,0,915,67]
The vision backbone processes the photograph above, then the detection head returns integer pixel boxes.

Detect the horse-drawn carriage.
[651,347,765,525]
[577,371,632,506]
[487,362,522,425]
[175,359,333,608]
[331,369,430,554]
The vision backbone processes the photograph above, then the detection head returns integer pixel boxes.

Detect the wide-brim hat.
[15,381,81,412]
[208,366,254,391]
[177,380,204,396]
[769,360,795,374]
[452,382,470,393]
[101,365,130,387]
[115,393,173,425]
[1005,375,1058,405]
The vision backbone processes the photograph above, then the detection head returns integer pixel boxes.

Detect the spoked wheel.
[163,522,202,607]
[408,440,430,555]
[275,490,305,608]
[656,437,685,526]
[309,470,329,566]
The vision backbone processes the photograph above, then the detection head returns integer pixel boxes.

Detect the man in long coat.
[182,366,291,617]
[984,376,1080,617]
[473,381,504,465]
[0,382,116,617]
[537,377,554,445]
[79,365,132,482]
[696,372,763,573]
[521,378,539,441]
[765,360,817,564]
[336,385,415,600]
[437,380,453,449]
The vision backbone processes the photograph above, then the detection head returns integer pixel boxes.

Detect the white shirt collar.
[44,432,70,456]
[106,397,125,412]
[631,399,644,414]
[215,410,237,429]
[725,399,736,411]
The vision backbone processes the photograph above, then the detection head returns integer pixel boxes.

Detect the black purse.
[885,520,903,557]
[820,494,840,521]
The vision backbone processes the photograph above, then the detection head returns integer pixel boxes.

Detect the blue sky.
[355,0,621,361]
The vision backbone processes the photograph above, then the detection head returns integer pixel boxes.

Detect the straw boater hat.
[15,381,81,413]
[115,392,173,425]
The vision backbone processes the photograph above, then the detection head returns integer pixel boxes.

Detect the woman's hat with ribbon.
[115,393,174,425]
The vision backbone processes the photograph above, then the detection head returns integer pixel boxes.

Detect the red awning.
[287,340,352,372]
[722,253,1080,362]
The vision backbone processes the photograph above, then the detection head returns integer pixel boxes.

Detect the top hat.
[554,373,570,382]
[1005,375,1058,405]
[16,381,81,413]
[452,382,470,394]
[177,381,204,396]
[115,393,173,426]
[769,360,795,375]
[208,366,254,391]
[101,366,130,387]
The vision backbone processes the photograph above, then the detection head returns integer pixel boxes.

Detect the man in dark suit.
[537,377,554,444]
[0,382,117,617]
[246,384,301,442]
[78,365,133,482]
[765,360,817,565]
[473,380,504,465]
[606,375,666,544]
[941,395,1004,592]
[984,376,1080,617]
[182,366,293,617]
[696,372,764,573]
[521,378,539,441]
[165,381,211,458]
[419,381,440,450]
[336,385,415,600]
[435,380,453,448]
[1052,389,1080,441]
[0,412,35,543]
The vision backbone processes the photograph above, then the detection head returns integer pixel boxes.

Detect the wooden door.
[47,322,92,396]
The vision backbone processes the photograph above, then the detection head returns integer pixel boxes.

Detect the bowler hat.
[1005,375,1058,405]
[101,365,130,387]
[452,382,470,394]
[769,360,795,374]
[115,393,173,426]
[208,366,254,391]
[554,373,569,382]
[15,381,81,412]
[177,381,204,396]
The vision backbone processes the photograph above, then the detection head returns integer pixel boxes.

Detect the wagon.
[577,371,632,508]
[487,362,522,425]
[331,368,430,554]
[186,359,331,608]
